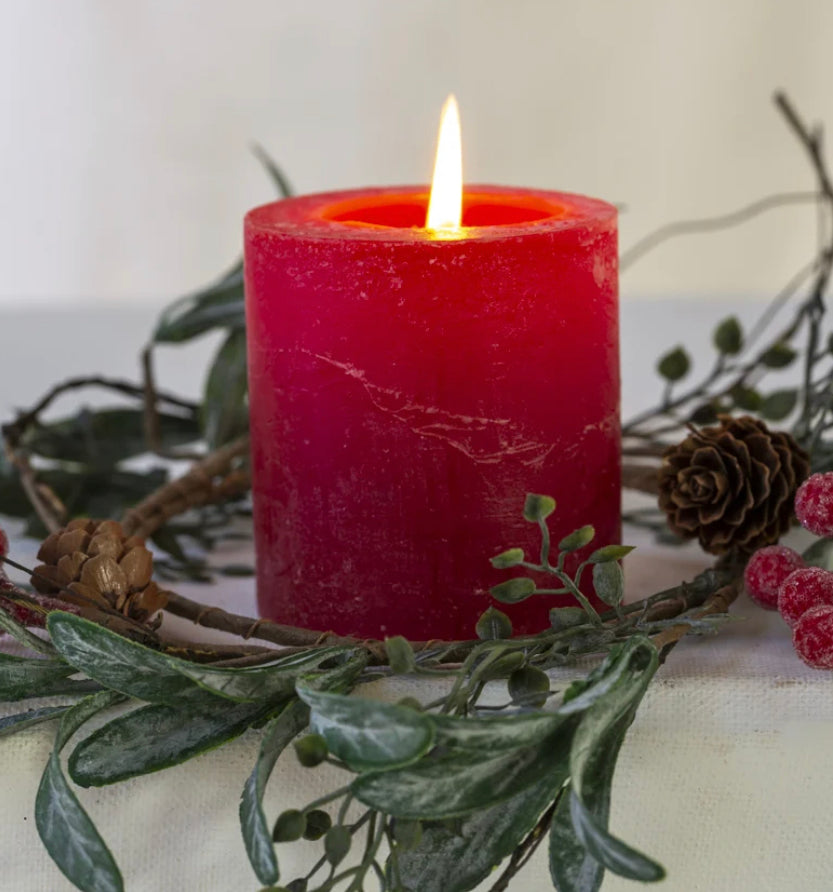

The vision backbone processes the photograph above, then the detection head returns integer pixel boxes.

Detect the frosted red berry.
[744,545,805,609]
[795,472,833,537]
[793,604,833,669]
[778,567,833,627]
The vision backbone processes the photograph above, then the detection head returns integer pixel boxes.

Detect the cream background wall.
[1,0,832,308]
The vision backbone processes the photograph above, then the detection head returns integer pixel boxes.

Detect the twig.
[650,578,742,655]
[773,92,833,440]
[141,343,203,461]
[620,191,817,271]
[622,462,661,495]
[622,92,833,462]
[0,372,203,535]
[121,436,251,538]
[160,561,736,670]
[1,437,64,533]
[1,374,196,444]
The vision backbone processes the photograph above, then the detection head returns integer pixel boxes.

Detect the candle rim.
[245,184,617,243]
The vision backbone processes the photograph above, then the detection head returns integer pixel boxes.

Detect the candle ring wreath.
[2,92,833,892]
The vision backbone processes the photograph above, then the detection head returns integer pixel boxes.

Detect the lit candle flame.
[426,94,463,232]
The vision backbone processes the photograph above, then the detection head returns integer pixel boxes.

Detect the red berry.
[778,567,833,627]
[795,472,833,537]
[793,604,833,668]
[744,545,805,609]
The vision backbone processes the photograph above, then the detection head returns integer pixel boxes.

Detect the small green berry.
[272,809,306,842]
[294,733,329,768]
[325,825,352,865]
[396,696,424,711]
[303,809,332,841]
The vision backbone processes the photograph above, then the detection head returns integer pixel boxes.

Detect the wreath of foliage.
[1,92,833,892]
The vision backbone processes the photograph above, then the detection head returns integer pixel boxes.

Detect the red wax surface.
[244,186,619,639]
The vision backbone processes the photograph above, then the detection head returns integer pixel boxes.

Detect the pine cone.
[658,415,810,555]
[31,519,167,623]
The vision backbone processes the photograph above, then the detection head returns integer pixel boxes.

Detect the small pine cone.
[31,519,167,623]
[658,415,810,555]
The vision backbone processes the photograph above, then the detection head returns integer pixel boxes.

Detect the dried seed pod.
[31,519,167,623]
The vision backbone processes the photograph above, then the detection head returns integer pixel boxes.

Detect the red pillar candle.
[244,186,619,640]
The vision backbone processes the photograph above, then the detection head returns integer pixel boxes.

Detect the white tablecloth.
[3,297,831,891]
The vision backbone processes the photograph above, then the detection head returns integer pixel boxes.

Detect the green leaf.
[300,650,369,696]
[588,544,634,564]
[252,143,295,198]
[565,637,664,883]
[47,613,202,703]
[549,784,608,892]
[489,547,525,569]
[297,689,435,771]
[175,647,358,703]
[761,341,797,369]
[202,328,249,449]
[0,607,56,655]
[240,699,310,885]
[396,769,568,892]
[239,658,365,887]
[385,636,417,674]
[558,525,595,553]
[430,711,562,753]
[523,493,556,522]
[549,644,658,890]
[489,577,536,604]
[0,459,36,518]
[568,793,665,882]
[392,818,423,850]
[558,642,645,717]
[592,562,624,607]
[730,385,762,412]
[0,705,69,739]
[760,389,798,421]
[688,402,719,425]
[24,408,200,467]
[68,690,281,787]
[475,651,525,680]
[352,717,574,819]
[656,346,690,382]
[507,667,550,708]
[48,468,169,531]
[0,652,81,701]
[0,464,171,533]
[36,691,124,892]
[803,537,833,570]
[153,260,246,344]
[713,316,743,355]
[49,613,348,705]
[475,606,513,640]
[549,607,587,631]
